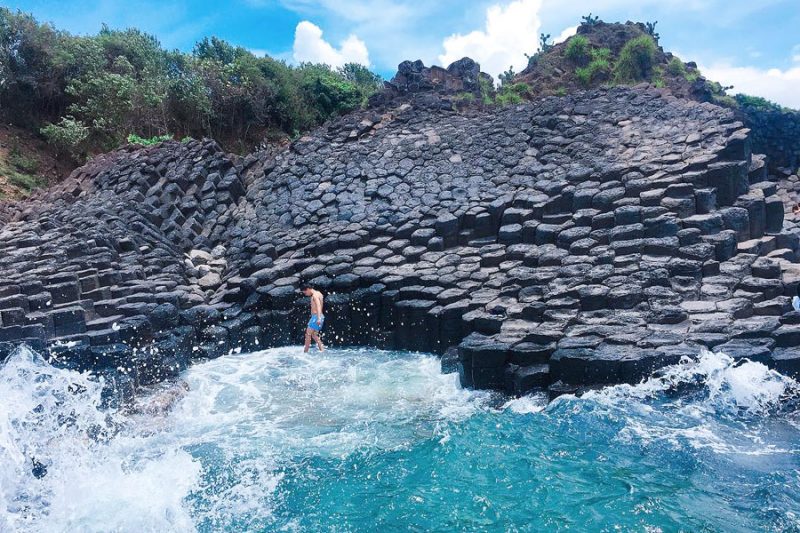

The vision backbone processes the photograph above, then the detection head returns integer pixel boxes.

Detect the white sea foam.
[577,349,798,414]
[0,346,200,532]
[556,349,800,455]
[503,392,548,414]
[2,344,798,531]
[0,345,491,531]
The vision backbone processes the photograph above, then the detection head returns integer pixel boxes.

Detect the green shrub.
[339,62,383,106]
[505,82,530,95]
[735,94,784,112]
[555,87,567,96]
[127,133,173,146]
[40,116,90,160]
[575,48,611,87]
[496,92,524,106]
[478,77,494,105]
[0,159,44,194]
[613,35,657,84]
[453,92,476,103]
[298,62,362,121]
[651,66,665,87]
[666,57,686,77]
[495,82,529,106]
[564,35,591,64]
[8,170,44,191]
[8,146,39,174]
[1,7,383,155]
[592,47,612,62]
[575,66,592,87]
[712,94,738,108]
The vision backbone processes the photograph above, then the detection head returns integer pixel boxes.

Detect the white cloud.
[701,62,800,109]
[292,21,370,67]
[438,0,542,81]
[554,25,578,44]
[281,0,435,69]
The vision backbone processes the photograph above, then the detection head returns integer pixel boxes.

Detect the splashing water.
[1,345,800,531]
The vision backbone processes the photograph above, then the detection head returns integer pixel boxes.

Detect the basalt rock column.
[1,59,799,399]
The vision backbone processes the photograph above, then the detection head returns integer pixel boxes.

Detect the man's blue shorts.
[308,315,324,331]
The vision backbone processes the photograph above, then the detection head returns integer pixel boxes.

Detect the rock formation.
[1,59,799,400]
[385,57,492,97]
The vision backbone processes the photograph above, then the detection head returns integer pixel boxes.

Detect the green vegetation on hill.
[575,47,612,87]
[495,82,529,106]
[564,35,591,64]
[0,8,383,160]
[735,94,787,112]
[613,35,657,83]
[0,142,45,197]
[516,17,714,101]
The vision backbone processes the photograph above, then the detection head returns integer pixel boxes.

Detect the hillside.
[1,65,799,396]
[3,10,800,200]
[489,19,800,173]
[514,21,711,102]
[0,124,72,200]
[0,7,383,187]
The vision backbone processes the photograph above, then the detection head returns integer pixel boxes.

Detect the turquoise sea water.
[1,346,800,532]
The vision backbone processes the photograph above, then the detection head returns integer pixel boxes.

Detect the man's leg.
[304,328,313,353]
[311,330,324,352]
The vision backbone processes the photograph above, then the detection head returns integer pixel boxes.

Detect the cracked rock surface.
[1,85,799,398]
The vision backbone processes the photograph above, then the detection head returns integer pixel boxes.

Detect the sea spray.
[0,346,200,532]
[2,346,799,531]
[0,346,494,531]
[536,349,800,455]
[573,349,800,414]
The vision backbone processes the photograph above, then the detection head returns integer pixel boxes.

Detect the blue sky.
[8,0,800,107]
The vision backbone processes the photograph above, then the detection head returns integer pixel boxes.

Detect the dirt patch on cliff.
[0,124,75,201]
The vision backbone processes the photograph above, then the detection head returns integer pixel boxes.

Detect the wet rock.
[1,80,797,396]
[504,364,550,396]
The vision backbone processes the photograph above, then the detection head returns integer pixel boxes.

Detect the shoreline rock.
[2,72,800,401]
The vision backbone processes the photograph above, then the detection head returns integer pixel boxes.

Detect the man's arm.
[315,293,324,321]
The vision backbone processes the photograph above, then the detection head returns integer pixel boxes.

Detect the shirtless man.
[301,284,325,352]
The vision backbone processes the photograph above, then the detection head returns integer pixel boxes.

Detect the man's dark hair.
[300,282,312,291]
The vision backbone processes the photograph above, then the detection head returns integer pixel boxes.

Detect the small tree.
[40,115,90,160]
[338,62,383,104]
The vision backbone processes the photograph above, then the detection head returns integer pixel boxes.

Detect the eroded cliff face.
[1,83,799,398]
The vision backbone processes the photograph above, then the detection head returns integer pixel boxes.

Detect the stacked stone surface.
[1,64,799,400]
[737,104,800,173]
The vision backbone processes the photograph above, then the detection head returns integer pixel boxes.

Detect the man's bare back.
[301,285,325,352]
